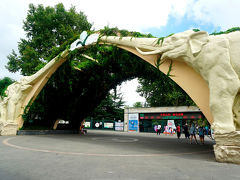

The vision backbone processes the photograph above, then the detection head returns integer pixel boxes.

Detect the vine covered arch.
[1,29,240,164]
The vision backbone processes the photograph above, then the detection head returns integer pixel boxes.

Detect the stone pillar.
[214,131,240,164]
[0,121,18,135]
[124,108,129,132]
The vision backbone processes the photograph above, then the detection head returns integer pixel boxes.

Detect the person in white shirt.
[157,124,161,135]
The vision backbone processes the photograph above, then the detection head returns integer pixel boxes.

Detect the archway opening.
[22,43,204,132]
[17,26,213,133]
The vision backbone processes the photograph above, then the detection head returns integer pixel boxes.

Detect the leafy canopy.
[6,3,92,75]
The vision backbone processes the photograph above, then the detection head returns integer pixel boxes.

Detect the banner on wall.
[115,122,124,131]
[128,113,138,132]
[104,122,114,129]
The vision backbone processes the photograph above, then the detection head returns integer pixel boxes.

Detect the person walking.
[183,123,190,139]
[198,125,205,144]
[205,125,209,136]
[157,124,161,135]
[154,125,158,134]
[176,124,181,139]
[190,123,198,144]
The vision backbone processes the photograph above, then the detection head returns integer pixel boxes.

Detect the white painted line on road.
[2,137,213,157]
[91,137,139,142]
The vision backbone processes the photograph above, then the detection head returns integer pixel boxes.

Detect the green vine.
[22,98,34,122]
[166,60,174,77]
[192,28,200,32]
[154,55,163,69]
[210,27,240,35]
[156,37,165,45]
[154,56,174,77]
[99,26,154,38]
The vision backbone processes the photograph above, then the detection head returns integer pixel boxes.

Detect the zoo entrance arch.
[0,30,239,164]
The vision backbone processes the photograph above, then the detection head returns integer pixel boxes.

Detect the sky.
[1,0,240,106]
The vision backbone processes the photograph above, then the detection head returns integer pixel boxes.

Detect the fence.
[84,119,124,131]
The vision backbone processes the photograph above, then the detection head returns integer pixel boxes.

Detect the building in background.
[124,106,203,133]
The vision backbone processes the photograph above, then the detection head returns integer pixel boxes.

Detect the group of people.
[154,122,210,145]
[155,125,174,135]
[176,123,211,144]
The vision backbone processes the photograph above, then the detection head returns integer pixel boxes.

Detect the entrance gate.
[1,30,240,164]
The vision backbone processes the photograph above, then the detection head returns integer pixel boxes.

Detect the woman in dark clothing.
[183,123,190,139]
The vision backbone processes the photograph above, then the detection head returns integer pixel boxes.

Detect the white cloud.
[21,0,191,31]
[186,0,240,30]
[79,0,193,31]
[118,79,145,106]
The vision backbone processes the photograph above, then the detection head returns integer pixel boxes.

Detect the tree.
[88,90,125,121]
[133,102,143,108]
[6,3,92,75]
[137,72,195,107]
[0,77,15,98]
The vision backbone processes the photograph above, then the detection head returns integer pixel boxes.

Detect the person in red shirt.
[176,125,181,139]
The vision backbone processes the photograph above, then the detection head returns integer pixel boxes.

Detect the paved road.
[0,130,239,180]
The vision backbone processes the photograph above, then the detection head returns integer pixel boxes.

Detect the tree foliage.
[0,77,15,98]
[88,91,125,121]
[133,102,144,108]
[6,3,92,75]
[137,72,195,107]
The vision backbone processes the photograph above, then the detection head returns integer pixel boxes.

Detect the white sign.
[104,123,113,129]
[167,120,176,129]
[129,113,138,120]
[84,122,90,128]
[95,122,100,128]
[115,122,124,131]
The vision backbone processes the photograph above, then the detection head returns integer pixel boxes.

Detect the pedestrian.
[80,124,85,134]
[154,125,157,134]
[183,123,190,138]
[205,125,209,136]
[176,124,181,139]
[164,126,168,135]
[198,125,205,144]
[157,124,161,135]
[190,123,198,144]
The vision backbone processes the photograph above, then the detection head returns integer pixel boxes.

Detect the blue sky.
[144,15,221,38]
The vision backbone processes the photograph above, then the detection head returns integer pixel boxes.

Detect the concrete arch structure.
[0,46,212,134]
[0,30,240,164]
[117,45,213,124]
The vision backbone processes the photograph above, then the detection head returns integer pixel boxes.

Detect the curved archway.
[18,46,213,131]
[118,45,213,124]
[0,38,213,131]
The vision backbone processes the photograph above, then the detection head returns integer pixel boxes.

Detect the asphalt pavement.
[0,130,239,180]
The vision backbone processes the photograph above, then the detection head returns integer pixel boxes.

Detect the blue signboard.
[128,113,139,132]
[128,120,138,131]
